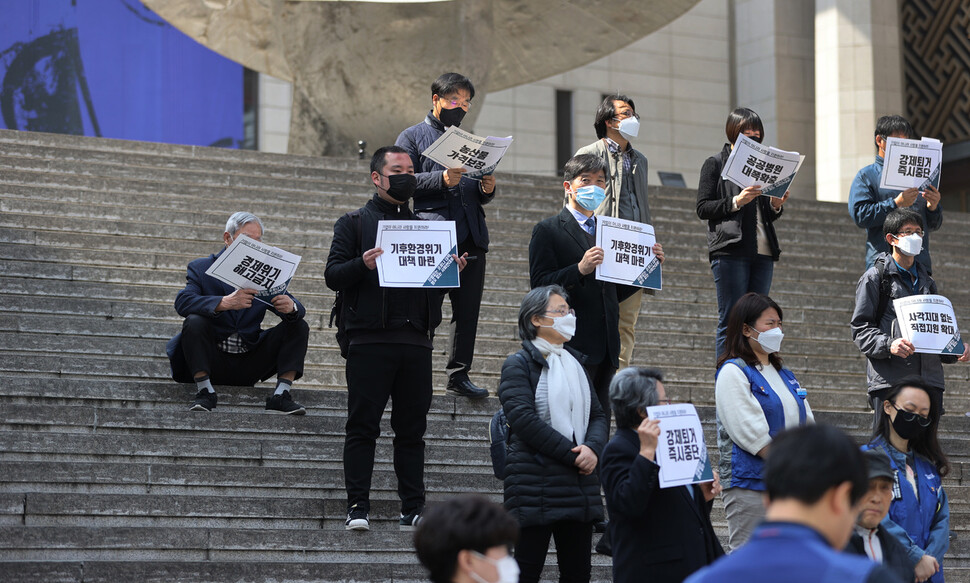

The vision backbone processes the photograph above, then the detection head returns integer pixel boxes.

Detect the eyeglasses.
[442,98,471,110]
[613,112,640,121]
[545,308,575,317]
[896,229,924,237]
[889,402,932,427]
[657,398,671,405]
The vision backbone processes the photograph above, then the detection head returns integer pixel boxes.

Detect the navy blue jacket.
[166,249,306,380]
[685,522,902,583]
[846,524,916,583]
[602,427,724,583]
[395,112,495,250]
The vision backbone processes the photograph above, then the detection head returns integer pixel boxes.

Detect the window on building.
[556,89,573,173]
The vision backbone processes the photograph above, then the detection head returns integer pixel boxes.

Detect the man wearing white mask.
[575,95,654,371]
[414,495,520,583]
[530,154,664,431]
[850,208,970,426]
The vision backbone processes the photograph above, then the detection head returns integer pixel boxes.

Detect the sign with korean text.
[721,134,804,198]
[879,137,942,192]
[594,216,661,290]
[205,235,301,299]
[421,126,514,179]
[376,220,459,288]
[893,294,965,355]
[644,403,714,488]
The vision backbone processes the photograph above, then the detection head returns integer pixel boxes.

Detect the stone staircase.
[1,128,969,582]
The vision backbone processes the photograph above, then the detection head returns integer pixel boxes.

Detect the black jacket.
[601,427,724,583]
[499,340,607,528]
[696,143,783,261]
[324,194,443,340]
[395,113,495,250]
[845,525,915,583]
[529,207,636,368]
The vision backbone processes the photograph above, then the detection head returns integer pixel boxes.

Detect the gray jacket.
[574,139,652,224]
[850,252,954,393]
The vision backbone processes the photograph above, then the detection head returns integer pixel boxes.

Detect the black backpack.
[488,408,510,480]
[328,210,362,359]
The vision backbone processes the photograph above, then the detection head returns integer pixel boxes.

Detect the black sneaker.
[446,378,488,399]
[399,509,423,530]
[266,391,306,415]
[190,389,217,412]
[346,505,369,531]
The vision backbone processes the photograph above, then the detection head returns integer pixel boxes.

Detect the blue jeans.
[711,255,774,358]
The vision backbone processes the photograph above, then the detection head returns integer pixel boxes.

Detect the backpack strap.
[873,255,892,325]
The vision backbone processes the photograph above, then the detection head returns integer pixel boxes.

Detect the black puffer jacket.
[498,340,607,528]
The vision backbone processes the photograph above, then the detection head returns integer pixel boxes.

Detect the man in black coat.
[395,72,495,399]
[601,367,724,583]
[845,449,916,583]
[529,154,664,428]
[325,145,467,532]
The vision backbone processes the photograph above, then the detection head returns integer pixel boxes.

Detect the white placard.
[420,126,513,179]
[375,220,459,288]
[204,235,301,299]
[893,294,965,355]
[644,403,714,488]
[720,134,804,198]
[594,216,661,290]
[879,137,942,192]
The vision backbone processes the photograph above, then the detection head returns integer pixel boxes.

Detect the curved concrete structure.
[142,0,700,155]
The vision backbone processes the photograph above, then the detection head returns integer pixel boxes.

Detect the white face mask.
[751,326,784,354]
[470,553,520,583]
[615,116,640,140]
[894,233,922,257]
[540,313,577,342]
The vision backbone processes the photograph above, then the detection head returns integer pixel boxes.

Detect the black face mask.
[890,406,929,440]
[438,106,466,128]
[385,173,417,203]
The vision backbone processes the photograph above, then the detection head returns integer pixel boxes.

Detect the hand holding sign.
[218,288,257,312]
[637,417,661,461]
[923,184,941,211]
[578,246,605,275]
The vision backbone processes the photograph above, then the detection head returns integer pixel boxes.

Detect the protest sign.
[421,126,513,179]
[879,137,942,192]
[594,216,661,290]
[376,220,459,288]
[720,134,804,198]
[644,403,714,488]
[205,235,302,299]
[893,294,965,355]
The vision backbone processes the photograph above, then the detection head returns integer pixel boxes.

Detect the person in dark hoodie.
[325,145,467,533]
[395,72,495,399]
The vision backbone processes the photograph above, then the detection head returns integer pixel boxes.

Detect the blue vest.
[716,359,807,490]
[864,438,946,583]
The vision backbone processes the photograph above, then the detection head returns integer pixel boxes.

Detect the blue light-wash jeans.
[711,255,774,358]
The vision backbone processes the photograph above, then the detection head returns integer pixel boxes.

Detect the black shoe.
[399,509,423,530]
[593,520,608,534]
[190,389,217,412]
[446,378,488,399]
[266,391,306,415]
[345,505,369,531]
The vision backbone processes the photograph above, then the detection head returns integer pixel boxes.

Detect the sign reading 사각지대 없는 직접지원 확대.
[893,294,965,355]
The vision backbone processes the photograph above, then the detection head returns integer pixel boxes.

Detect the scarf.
[532,337,590,444]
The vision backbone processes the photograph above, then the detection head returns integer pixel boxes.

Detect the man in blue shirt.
[848,115,942,273]
[686,424,902,583]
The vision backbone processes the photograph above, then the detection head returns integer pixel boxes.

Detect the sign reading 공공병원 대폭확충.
[375,220,460,288]
[720,134,804,198]
[594,216,661,290]
[204,234,301,299]
[644,403,714,489]
[893,294,965,355]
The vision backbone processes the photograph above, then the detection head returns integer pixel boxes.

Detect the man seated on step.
[325,146,468,532]
[414,495,519,583]
[685,424,903,583]
[844,449,915,583]
[166,211,310,415]
[850,208,969,425]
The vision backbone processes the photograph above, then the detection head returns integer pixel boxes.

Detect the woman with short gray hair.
[600,367,724,583]
[499,285,607,583]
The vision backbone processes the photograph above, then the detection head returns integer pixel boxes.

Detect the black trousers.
[515,521,594,583]
[584,360,616,432]
[176,314,309,385]
[445,238,486,381]
[343,343,433,514]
